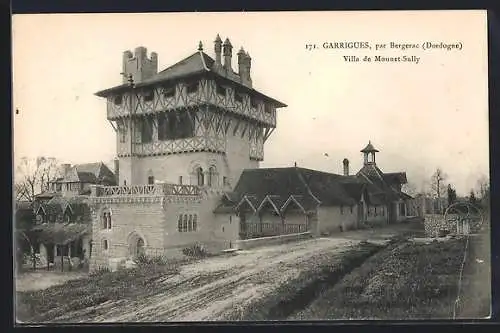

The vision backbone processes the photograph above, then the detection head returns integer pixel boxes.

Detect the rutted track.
[25,224,419,323]
[49,237,368,322]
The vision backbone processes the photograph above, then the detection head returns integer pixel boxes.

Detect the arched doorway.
[128,232,146,258]
[136,238,145,257]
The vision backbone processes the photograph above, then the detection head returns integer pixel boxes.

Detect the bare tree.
[14,156,60,202]
[430,168,447,213]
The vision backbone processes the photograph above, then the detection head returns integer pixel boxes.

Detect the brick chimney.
[60,163,71,178]
[343,158,349,176]
[214,34,222,68]
[122,46,158,84]
[223,38,233,71]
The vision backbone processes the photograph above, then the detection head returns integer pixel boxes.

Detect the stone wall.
[423,214,457,237]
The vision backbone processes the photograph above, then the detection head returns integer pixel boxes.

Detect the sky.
[12,11,489,196]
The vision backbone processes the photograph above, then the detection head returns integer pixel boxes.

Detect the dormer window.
[143,89,154,102]
[216,84,226,96]
[186,81,198,94]
[114,95,123,105]
[163,85,175,98]
[234,91,243,103]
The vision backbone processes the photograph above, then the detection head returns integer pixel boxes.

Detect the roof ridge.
[294,168,321,205]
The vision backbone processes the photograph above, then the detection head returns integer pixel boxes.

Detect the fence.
[239,222,309,239]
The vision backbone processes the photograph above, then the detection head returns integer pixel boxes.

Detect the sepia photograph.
[12,10,490,323]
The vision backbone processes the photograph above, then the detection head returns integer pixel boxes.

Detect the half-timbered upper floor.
[95,36,287,128]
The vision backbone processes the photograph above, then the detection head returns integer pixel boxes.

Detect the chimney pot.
[222,38,233,71]
[343,158,349,176]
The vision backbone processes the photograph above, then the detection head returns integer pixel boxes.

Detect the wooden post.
[68,242,72,272]
[32,246,36,271]
[61,246,64,272]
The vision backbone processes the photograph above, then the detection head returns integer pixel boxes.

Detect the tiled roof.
[356,164,408,202]
[229,167,364,211]
[95,50,287,107]
[60,162,116,185]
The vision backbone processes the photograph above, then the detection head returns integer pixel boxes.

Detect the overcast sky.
[12,11,489,196]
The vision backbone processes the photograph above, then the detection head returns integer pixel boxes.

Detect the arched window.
[102,212,108,229]
[196,167,204,186]
[192,214,198,231]
[207,166,216,187]
[183,214,188,232]
[102,211,112,229]
[178,215,183,232]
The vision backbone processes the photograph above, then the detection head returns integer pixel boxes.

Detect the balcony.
[91,184,201,197]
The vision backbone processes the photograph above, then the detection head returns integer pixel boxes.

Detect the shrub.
[135,254,169,266]
[89,266,110,277]
[182,243,209,258]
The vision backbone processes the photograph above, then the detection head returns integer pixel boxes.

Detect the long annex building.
[89,35,413,271]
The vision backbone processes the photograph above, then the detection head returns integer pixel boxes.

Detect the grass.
[16,259,183,323]
[291,237,467,320]
[225,241,385,321]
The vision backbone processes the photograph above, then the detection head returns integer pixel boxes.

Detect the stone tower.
[95,35,287,190]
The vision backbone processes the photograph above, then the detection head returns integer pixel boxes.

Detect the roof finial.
[198,41,203,51]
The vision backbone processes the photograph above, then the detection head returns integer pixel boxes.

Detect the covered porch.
[236,194,315,239]
[26,223,92,272]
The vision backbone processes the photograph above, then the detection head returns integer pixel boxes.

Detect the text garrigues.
[304,41,463,64]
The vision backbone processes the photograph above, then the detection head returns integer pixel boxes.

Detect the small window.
[163,86,175,98]
[375,207,378,216]
[144,90,154,102]
[186,81,198,94]
[188,215,193,232]
[182,215,188,232]
[264,104,273,114]
[223,176,228,186]
[340,205,344,215]
[178,215,183,232]
[179,176,183,185]
[196,167,204,186]
[350,206,353,214]
[114,95,123,105]
[234,91,243,103]
[103,239,108,250]
[216,84,226,96]
[222,226,225,232]
[148,176,155,185]
[192,214,198,231]
[229,215,232,224]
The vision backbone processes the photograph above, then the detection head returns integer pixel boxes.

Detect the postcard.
[13,10,490,323]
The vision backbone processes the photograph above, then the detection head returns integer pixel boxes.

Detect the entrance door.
[136,238,145,257]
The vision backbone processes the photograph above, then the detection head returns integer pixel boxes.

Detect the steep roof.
[59,162,116,185]
[95,50,287,107]
[230,167,365,210]
[356,164,408,202]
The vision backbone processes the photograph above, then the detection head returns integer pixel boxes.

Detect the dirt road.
[31,223,416,323]
[49,237,359,322]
